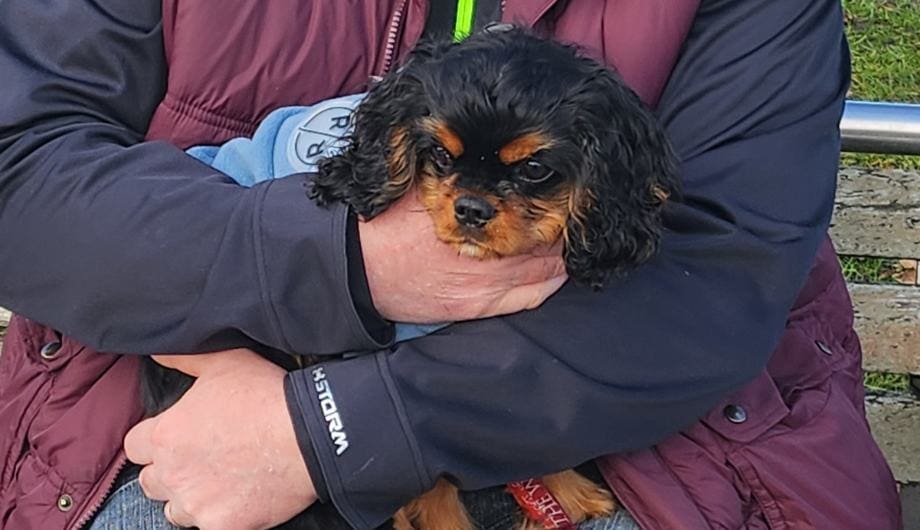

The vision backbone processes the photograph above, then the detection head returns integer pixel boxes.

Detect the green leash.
[453,0,476,41]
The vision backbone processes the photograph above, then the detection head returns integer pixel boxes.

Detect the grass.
[838,256,900,283]
[864,372,911,393]
[841,0,920,169]
[840,258,911,393]
[840,0,919,391]
[838,258,914,392]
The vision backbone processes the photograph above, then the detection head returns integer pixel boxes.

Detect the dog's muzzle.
[454,195,495,228]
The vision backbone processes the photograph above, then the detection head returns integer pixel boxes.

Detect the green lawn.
[842,0,920,170]
[841,0,918,392]
[838,256,899,283]
[845,0,920,102]
[840,0,919,286]
[865,372,911,393]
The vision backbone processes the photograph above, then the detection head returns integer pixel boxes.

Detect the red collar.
[507,478,578,530]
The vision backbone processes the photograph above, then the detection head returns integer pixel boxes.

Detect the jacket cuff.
[286,354,429,529]
[284,376,329,503]
[258,175,391,354]
[344,213,394,345]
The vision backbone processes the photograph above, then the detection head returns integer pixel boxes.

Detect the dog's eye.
[431,146,453,173]
[517,160,556,184]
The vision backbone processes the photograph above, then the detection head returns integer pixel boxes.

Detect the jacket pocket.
[0,317,54,494]
[701,371,795,530]
[3,451,71,530]
[701,370,790,444]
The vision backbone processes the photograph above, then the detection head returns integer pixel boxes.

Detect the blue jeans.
[87,466,177,530]
[89,466,641,530]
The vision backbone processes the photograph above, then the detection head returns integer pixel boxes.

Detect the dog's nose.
[454,196,495,228]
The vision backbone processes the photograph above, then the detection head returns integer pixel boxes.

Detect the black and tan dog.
[143,27,679,530]
[313,28,678,290]
[311,27,679,530]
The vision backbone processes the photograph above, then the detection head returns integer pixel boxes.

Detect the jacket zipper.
[381,0,514,76]
[380,0,409,76]
[70,452,129,530]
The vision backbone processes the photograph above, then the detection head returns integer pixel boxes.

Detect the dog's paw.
[392,509,416,530]
[394,479,476,530]
[542,470,617,522]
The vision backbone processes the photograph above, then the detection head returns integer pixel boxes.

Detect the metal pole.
[841,101,920,155]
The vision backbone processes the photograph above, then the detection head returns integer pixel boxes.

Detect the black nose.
[454,196,495,228]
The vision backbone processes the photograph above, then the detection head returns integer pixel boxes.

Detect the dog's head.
[315,28,679,289]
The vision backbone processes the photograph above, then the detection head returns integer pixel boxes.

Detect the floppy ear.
[564,67,681,289]
[311,40,454,219]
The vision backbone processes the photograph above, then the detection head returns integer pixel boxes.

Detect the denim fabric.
[87,466,179,530]
[578,511,641,530]
[89,466,638,529]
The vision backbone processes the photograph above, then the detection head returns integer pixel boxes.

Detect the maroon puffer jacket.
[0,1,900,529]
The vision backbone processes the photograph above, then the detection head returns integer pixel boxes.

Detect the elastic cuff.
[288,353,429,529]
[256,175,390,354]
[345,213,394,345]
[284,375,329,503]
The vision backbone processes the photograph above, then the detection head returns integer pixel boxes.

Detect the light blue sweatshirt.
[187,93,444,343]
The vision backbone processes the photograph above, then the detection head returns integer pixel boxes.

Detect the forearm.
[286,237,806,526]
[0,0,385,355]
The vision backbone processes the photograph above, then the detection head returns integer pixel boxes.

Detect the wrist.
[262,366,316,501]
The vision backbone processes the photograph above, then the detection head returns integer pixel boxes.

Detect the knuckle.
[481,296,506,318]
[137,468,155,497]
[181,498,202,521]
[123,440,138,462]
[136,469,149,494]
[149,421,171,449]
[526,295,543,310]
[159,470,179,492]
[124,421,151,461]
[438,296,477,319]
[197,512,233,530]
[555,260,567,277]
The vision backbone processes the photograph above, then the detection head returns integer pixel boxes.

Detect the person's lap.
[88,465,640,530]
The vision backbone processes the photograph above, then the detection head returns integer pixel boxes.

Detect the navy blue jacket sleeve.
[0,0,387,355]
[286,0,850,527]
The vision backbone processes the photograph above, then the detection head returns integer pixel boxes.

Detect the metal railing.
[841,101,920,155]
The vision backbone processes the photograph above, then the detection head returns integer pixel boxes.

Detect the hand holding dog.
[360,190,568,323]
[122,191,565,529]
[124,350,315,530]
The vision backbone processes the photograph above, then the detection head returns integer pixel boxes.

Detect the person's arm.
[0,0,567,357]
[0,0,390,355]
[287,0,849,527]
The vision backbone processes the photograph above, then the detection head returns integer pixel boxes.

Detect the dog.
[312,28,678,290]
[142,27,679,530]
[309,27,680,530]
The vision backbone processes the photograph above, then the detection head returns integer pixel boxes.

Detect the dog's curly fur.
[312,28,679,289]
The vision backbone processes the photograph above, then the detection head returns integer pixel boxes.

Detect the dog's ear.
[564,66,681,289]
[311,40,454,219]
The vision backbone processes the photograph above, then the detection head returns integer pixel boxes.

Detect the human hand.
[359,190,568,323]
[124,350,315,530]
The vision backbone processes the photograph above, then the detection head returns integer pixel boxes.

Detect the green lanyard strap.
[453,0,476,41]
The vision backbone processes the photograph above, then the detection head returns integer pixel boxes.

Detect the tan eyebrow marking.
[499,132,554,165]
[422,118,464,158]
